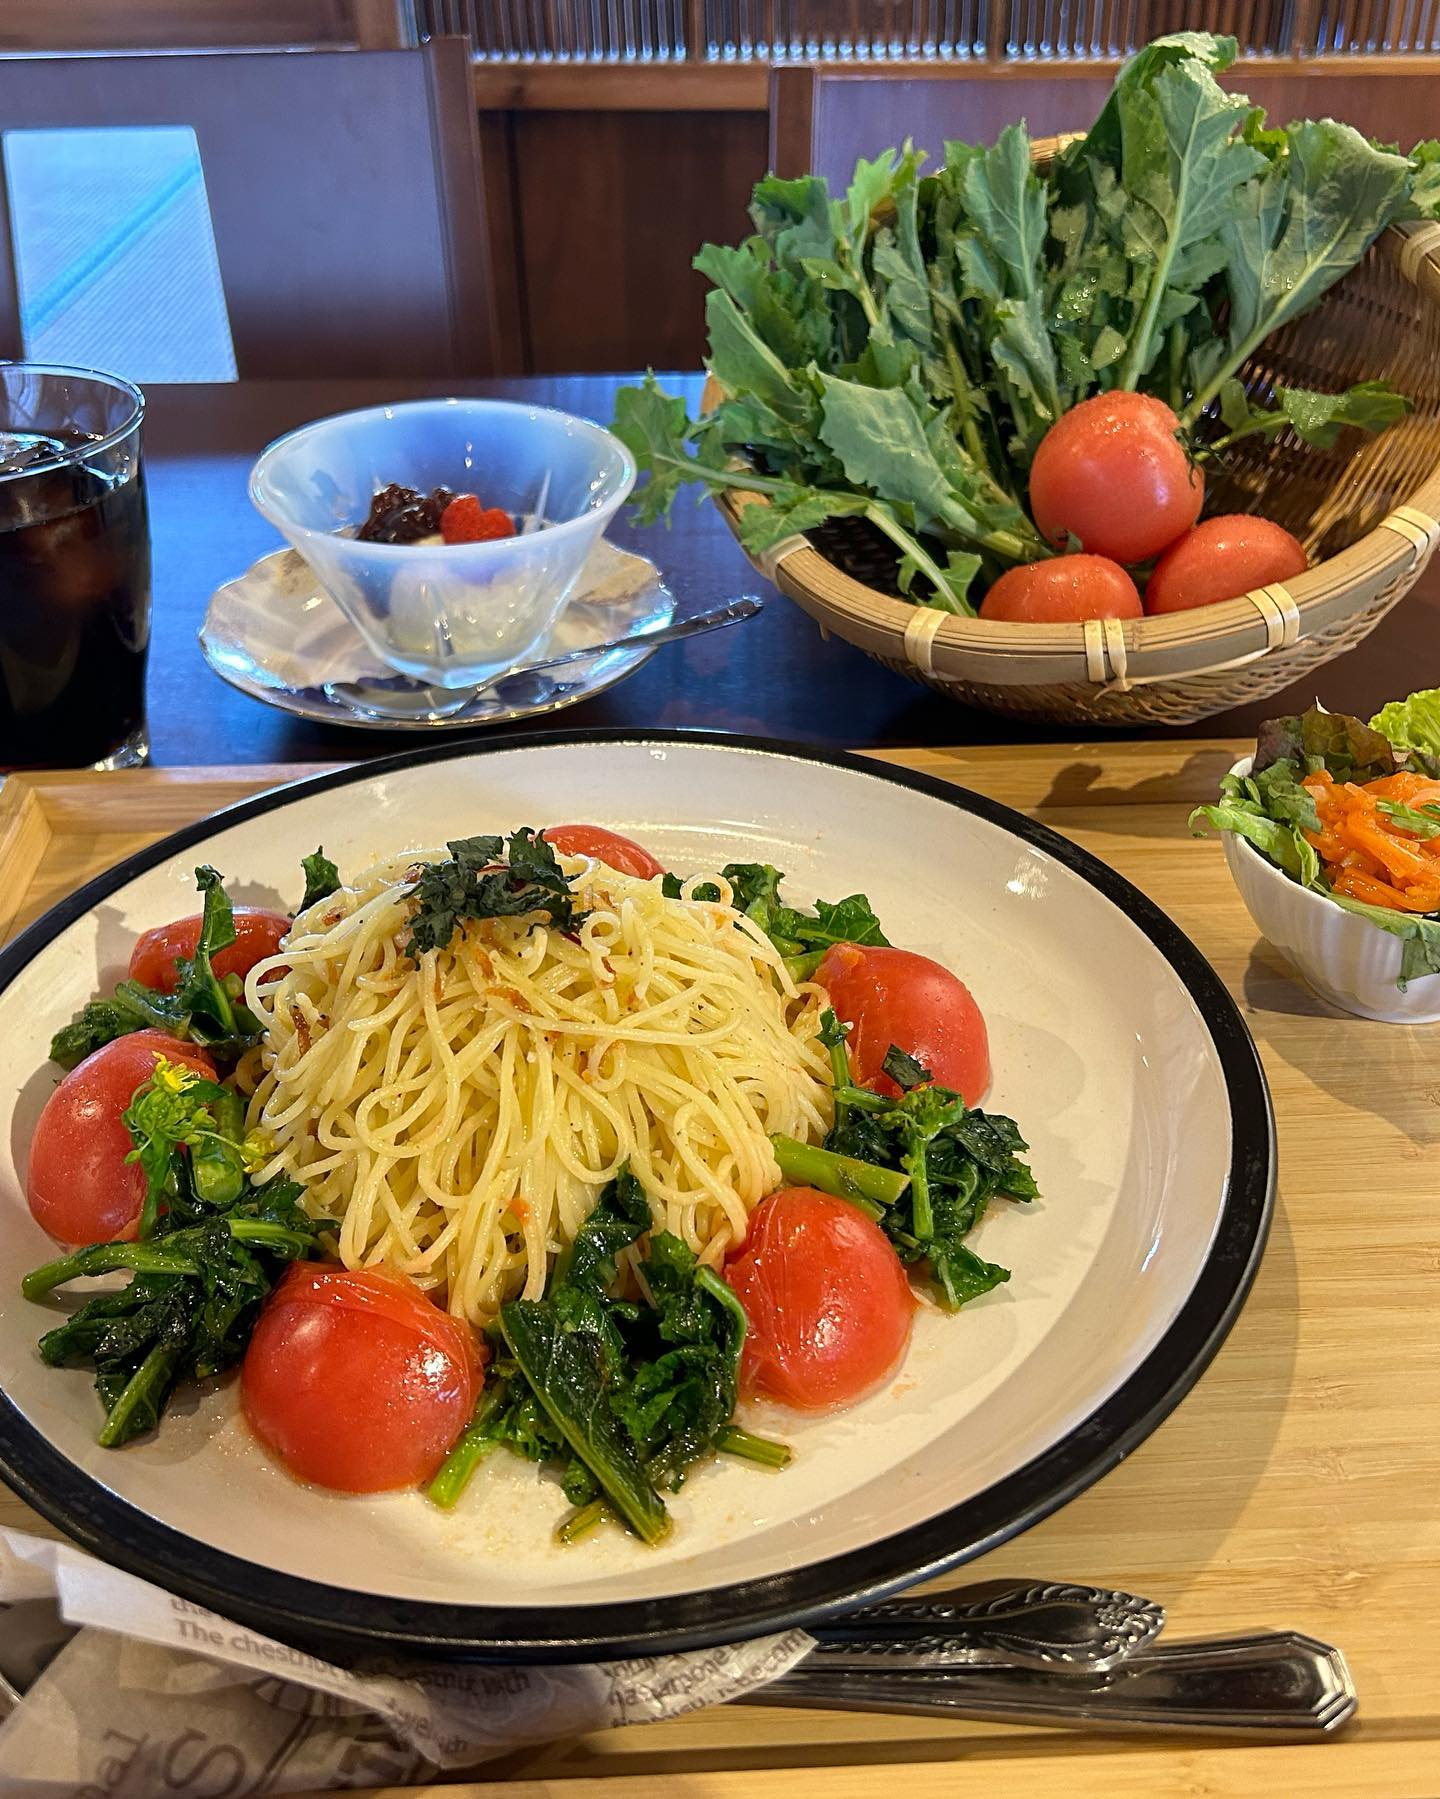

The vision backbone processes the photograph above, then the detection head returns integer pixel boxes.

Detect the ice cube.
[0,430,72,477]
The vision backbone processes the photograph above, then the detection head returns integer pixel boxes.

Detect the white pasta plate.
[0,732,1273,1662]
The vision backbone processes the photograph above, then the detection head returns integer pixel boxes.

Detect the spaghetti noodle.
[241,851,831,1325]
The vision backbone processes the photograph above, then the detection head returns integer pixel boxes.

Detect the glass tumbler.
[0,364,151,768]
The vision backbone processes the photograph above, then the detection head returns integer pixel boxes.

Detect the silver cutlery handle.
[811,1581,1165,1672]
[759,1632,1357,1737]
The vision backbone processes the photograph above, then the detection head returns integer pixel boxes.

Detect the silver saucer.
[199,542,675,730]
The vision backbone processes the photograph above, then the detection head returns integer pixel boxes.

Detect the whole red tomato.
[817,942,990,1105]
[129,909,290,993]
[725,1188,914,1410]
[1146,514,1308,613]
[27,1031,218,1243]
[980,555,1142,622]
[242,1265,483,1491]
[1028,392,1203,564]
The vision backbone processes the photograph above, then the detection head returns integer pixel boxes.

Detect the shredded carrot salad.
[1304,770,1440,914]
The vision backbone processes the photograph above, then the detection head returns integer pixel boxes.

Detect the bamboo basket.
[707,140,1440,727]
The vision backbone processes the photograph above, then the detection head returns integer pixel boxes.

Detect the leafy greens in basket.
[612,32,1440,616]
[1191,693,1440,986]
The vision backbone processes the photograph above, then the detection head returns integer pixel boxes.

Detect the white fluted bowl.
[1222,756,1440,1022]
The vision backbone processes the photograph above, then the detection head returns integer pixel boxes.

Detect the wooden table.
[57,373,1438,771]
[2,743,1436,1797]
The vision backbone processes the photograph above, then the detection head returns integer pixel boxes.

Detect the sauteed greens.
[50,852,339,1071]
[429,1169,788,1542]
[23,1060,328,1447]
[774,1009,1039,1309]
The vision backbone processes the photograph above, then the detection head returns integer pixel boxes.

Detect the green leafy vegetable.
[1101,36,1265,390]
[661,859,888,978]
[502,1299,670,1544]
[430,1169,788,1540]
[804,1010,1039,1310]
[48,867,264,1069]
[1210,378,1411,452]
[881,1045,930,1091]
[173,868,245,1038]
[298,847,341,913]
[1370,687,1440,761]
[49,982,189,1072]
[1189,768,1321,885]
[1326,893,1440,986]
[612,32,1439,606]
[716,861,889,969]
[405,828,586,957]
[121,1062,266,1234]
[23,1060,327,1447]
[1252,706,1396,783]
[1183,120,1415,424]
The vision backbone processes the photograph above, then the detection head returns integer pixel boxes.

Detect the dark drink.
[0,369,150,769]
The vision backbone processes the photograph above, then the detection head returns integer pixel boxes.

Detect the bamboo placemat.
[0,744,1436,1798]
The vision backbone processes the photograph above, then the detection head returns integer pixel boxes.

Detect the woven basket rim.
[703,193,1440,691]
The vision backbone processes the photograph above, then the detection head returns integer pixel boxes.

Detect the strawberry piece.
[440,494,515,544]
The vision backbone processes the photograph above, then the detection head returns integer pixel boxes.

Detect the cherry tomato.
[128,909,290,994]
[542,824,665,880]
[27,1030,218,1244]
[242,1265,483,1492]
[1028,392,1203,563]
[979,555,1142,623]
[725,1188,913,1411]
[817,942,990,1106]
[1145,514,1308,614]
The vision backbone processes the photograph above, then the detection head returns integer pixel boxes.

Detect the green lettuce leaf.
[1371,688,1440,759]
[1396,139,1440,221]
[1189,771,1320,884]
[1326,895,1440,986]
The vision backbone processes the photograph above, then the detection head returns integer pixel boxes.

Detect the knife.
[756,1630,1358,1737]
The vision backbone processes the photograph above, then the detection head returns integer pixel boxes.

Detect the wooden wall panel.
[511,109,768,373]
[0,0,357,50]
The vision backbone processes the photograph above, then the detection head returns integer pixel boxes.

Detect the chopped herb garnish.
[406,828,587,957]
[298,846,341,912]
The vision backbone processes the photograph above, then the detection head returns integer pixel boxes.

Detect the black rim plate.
[0,728,1274,1663]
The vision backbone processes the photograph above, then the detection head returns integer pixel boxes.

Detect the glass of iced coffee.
[0,365,150,769]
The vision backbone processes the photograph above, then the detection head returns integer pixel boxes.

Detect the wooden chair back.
[0,39,497,377]
[771,62,1440,184]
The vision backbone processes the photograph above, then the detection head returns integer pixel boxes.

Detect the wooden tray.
[2,748,1437,1799]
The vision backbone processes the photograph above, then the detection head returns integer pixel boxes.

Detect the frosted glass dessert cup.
[249,398,636,689]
